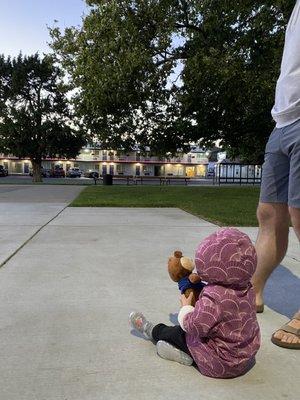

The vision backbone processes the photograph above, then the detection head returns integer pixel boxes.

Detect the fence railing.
[214,163,262,185]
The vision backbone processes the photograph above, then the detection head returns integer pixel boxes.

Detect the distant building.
[0,145,215,177]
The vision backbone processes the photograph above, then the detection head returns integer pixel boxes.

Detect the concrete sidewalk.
[0,207,299,400]
[0,185,84,266]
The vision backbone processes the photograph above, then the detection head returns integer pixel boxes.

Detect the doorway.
[154,166,162,176]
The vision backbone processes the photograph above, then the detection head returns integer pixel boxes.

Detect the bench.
[93,175,191,186]
[164,176,191,185]
[132,176,191,185]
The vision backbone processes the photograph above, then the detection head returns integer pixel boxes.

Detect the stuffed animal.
[167,251,205,307]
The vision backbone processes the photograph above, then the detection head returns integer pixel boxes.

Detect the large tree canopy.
[0,54,86,181]
[50,0,295,162]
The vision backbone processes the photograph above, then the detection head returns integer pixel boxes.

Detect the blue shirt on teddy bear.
[178,276,206,294]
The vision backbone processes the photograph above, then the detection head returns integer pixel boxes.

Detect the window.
[197,153,207,160]
[13,162,22,173]
[196,165,206,177]
[177,167,184,176]
[24,163,30,174]
[142,166,151,175]
[116,164,124,174]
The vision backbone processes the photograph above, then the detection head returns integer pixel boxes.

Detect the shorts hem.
[259,198,288,205]
[288,202,300,209]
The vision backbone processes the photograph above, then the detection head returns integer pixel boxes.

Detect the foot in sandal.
[271,312,300,349]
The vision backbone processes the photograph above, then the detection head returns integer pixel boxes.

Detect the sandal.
[271,317,300,350]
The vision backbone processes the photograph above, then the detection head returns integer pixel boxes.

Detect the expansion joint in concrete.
[0,204,69,270]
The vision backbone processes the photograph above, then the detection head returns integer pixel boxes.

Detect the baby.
[130,228,260,378]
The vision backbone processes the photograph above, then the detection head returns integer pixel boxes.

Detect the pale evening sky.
[0,0,87,58]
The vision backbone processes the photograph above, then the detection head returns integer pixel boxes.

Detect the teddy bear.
[167,251,205,307]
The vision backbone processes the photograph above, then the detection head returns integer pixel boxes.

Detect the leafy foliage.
[50,0,296,162]
[0,54,86,181]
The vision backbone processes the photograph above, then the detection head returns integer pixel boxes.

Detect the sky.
[0,0,87,57]
[0,0,184,85]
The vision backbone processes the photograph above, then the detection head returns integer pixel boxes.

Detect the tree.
[50,0,296,162]
[180,0,296,162]
[0,53,86,182]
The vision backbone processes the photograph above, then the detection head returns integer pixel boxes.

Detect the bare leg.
[272,207,300,345]
[251,202,290,307]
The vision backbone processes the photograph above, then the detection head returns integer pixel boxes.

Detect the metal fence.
[214,163,262,185]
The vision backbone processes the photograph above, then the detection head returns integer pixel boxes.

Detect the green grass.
[71,186,260,226]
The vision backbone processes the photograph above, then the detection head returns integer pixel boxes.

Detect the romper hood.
[195,228,257,288]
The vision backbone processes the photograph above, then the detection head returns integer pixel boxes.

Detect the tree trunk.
[31,160,43,183]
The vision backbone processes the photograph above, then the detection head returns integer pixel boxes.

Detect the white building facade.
[0,146,211,177]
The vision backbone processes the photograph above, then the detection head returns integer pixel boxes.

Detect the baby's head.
[195,228,257,288]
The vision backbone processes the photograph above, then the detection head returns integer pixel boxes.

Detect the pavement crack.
[0,204,69,270]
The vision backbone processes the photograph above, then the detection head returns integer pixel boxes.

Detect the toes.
[291,335,300,344]
[285,335,294,344]
[281,334,289,343]
[273,330,284,340]
[274,331,300,344]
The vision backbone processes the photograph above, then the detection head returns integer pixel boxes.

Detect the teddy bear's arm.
[188,273,202,284]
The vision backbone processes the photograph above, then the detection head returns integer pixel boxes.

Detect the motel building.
[0,146,212,178]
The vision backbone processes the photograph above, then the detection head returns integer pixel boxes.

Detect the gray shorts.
[260,118,300,208]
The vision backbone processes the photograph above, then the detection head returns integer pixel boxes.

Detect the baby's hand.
[180,292,194,307]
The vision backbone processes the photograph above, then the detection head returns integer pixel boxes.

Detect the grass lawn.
[71,185,260,226]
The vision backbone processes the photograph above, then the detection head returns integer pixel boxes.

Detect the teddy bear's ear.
[174,251,183,258]
[181,257,195,272]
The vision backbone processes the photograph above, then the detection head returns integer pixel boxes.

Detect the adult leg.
[290,206,300,241]
[252,202,290,308]
[272,207,300,346]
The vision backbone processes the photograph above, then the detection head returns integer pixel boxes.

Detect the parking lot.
[0,174,219,186]
[0,174,96,185]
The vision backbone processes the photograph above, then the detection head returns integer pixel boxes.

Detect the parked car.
[50,166,65,178]
[84,170,99,178]
[29,167,51,178]
[0,165,8,177]
[66,167,82,178]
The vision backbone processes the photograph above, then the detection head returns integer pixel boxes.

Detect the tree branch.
[155,53,188,67]
[175,23,206,35]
